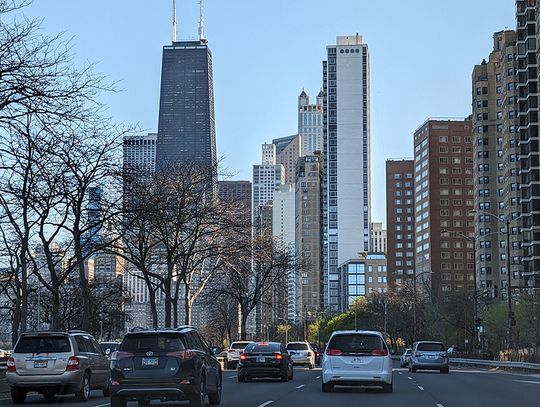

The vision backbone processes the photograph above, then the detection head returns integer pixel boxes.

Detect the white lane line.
[94,404,110,407]
[407,376,413,380]
[257,402,274,407]
[515,380,540,385]
[315,375,321,379]
[227,375,236,379]
[398,372,403,375]
[296,384,305,389]
[418,386,424,391]
[437,404,445,407]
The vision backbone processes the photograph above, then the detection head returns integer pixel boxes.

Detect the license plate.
[34,361,47,368]
[142,357,158,366]
[351,357,364,363]
[256,357,266,363]
[428,355,437,359]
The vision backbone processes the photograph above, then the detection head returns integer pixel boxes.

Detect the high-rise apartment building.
[472,30,522,298]
[253,163,285,211]
[298,90,324,155]
[156,39,216,172]
[370,222,387,254]
[413,119,474,300]
[295,154,323,322]
[385,160,416,287]
[218,180,252,223]
[323,35,371,311]
[273,135,301,185]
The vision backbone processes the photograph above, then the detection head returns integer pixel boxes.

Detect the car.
[226,341,253,369]
[409,341,449,373]
[100,342,120,359]
[447,345,463,357]
[400,348,412,367]
[109,326,222,407]
[237,342,293,382]
[286,341,315,369]
[321,330,393,393]
[310,343,322,365]
[6,330,110,404]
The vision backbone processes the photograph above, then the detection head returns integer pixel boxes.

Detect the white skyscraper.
[253,144,285,210]
[323,35,371,311]
[298,90,324,155]
[123,133,157,178]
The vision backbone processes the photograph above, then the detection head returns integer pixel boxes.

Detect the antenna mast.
[198,0,206,41]
[172,0,177,42]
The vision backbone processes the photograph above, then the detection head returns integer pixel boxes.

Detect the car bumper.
[111,384,193,401]
[291,357,312,365]
[411,360,449,370]
[322,371,392,386]
[6,371,84,391]
[238,366,285,378]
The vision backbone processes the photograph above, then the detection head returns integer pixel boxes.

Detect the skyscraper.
[273,135,301,185]
[123,133,157,179]
[298,90,324,155]
[253,145,285,210]
[322,35,371,311]
[370,222,387,254]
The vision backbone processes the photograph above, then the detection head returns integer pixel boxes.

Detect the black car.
[110,327,221,407]
[237,342,293,382]
[310,343,321,365]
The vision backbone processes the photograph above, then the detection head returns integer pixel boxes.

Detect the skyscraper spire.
[172,0,177,42]
[198,0,206,41]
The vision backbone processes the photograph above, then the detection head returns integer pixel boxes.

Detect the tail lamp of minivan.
[325,348,343,356]
[66,356,80,371]
[371,349,389,356]
[7,357,16,372]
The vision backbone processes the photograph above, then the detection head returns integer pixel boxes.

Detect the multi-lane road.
[1,362,538,407]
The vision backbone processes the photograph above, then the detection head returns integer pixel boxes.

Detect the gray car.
[409,341,449,373]
[6,330,111,404]
[400,348,412,367]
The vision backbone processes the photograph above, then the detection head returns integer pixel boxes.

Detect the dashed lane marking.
[407,376,413,380]
[437,404,445,407]
[94,404,110,407]
[227,375,236,379]
[295,385,305,389]
[514,380,540,385]
[257,401,274,407]
[315,375,321,379]
[418,386,424,391]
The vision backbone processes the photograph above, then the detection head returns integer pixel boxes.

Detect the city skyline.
[22,0,515,225]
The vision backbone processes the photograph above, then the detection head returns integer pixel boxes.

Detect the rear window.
[120,334,185,353]
[286,343,308,350]
[230,342,250,350]
[245,343,280,353]
[328,334,384,355]
[417,342,444,352]
[15,336,71,353]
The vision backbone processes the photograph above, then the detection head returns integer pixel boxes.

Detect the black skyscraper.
[156,40,216,171]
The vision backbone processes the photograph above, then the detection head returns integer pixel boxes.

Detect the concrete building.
[413,119,474,300]
[253,144,285,211]
[472,30,523,299]
[273,135,301,185]
[323,35,371,311]
[295,154,323,323]
[298,90,324,155]
[385,160,416,287]
[123,133,157,179]
[339,254,387,311]
[370,222,387,254]
[218,180,252,226]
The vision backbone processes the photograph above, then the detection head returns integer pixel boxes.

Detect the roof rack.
[128,326,196,333]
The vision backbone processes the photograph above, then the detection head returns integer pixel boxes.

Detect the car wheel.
[102,382,111,397]
[281,372,289,382]
[189,376,206,407]
[441,367,449,374]
[74,373,91,402]
[238,375,246,383]
[411,367,417,373]
[208,373,222,405]
[226,361,233,370]
[321,381,333,393]
[137,400,151,407]
[43,390,56,403]
[382,382,393,393]
[111,396,127,407]
[288,368,293,381]
[309,363,314,370]
[11,389,27,404]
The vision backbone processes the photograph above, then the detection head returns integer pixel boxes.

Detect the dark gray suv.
[7,330,111,403]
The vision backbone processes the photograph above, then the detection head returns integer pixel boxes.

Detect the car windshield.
[245,343,280,353]
[286,343,308,350]
[417,343,445,352]
[404,349,412,355]
[120,334,185,353]
[328,334,384,354]
[230,342,250,350]
[15,336,71,353]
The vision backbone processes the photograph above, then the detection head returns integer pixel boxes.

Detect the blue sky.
[23,0,515,225]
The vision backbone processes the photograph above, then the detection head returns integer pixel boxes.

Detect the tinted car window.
[15,336,71,353]
[417,342,445,351]
[120,333,186,352]
[231,342,250,349]
[245,343,280,353]
[328,334,384,354]
[75,336,94,353]
[286,343,309,350]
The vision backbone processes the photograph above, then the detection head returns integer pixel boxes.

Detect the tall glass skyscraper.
[156,40,216,172]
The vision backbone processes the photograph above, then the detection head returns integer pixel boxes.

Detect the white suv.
[321,330,393,393]
[227,341,253,369]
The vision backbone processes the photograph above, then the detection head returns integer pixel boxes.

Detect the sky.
[20,0,516,226]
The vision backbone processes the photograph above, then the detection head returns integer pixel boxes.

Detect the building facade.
[298,90,324,155]
[123,133,157,178]
[323,35,372,312]
[413,119,474,300]
[385,160,416,287]
[370,222,387,254]
[273,135,301,185]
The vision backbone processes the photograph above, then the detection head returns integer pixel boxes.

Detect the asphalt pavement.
[0,362,538,407]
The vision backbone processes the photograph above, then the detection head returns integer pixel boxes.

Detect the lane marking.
[437,404,445,407]
[315,375,321,379]
[94,404,110,407]
[418,386,424,391]
[515,380,540,385]
[258,401,274,407]
[407,376,413,380]
[227,375,236,379]
[398,372,403,375]
[295,384,305,389]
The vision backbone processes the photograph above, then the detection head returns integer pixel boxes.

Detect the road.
[0,362,538,407]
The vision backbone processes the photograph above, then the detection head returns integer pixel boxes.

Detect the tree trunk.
[51,288,61,329]
[11,293,21,347]
[240,312,249,341]
[184,282,192,326]
[164,279,172,328]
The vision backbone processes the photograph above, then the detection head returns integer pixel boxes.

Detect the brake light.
[307,351,312,357]
[325,348,342,356]
[66,356,79,371]
[274,353,284,360]
[111,351,134,361]
[167,350,196,360]
[7,357,16,372]
[239,353,248,361]
[371,348,389,356]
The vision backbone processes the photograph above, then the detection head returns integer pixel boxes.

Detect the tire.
[281,372,289,382]
[208,373,222,405]
[111,396,127,407]
[238,375,246,383]
[441,367,449,374]
[74,373,91,402]
[137,401,151,407]
[226,361,233,370]
[102,382,111,397]
[321,381,333,393]
[189,376,206,407]
[288,368,293,381]
[43,390,56,403]
[382,382,393,393]
[411,367,417,373]
[309,364,314,370]
[11,389,27,404]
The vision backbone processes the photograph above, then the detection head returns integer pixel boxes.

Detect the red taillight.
[371,349,389,356]
[111,380,120,386]
[7,357,16,372]
[66,356,79,371]
[167,350,196,360]
[239,353,248,361]
[325,348,342,356]
[307,351,313,357]
[274,353,284,360]
[111,351,134,361]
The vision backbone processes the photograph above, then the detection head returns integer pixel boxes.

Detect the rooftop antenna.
[172,0,177,42]
[198,0,206,42]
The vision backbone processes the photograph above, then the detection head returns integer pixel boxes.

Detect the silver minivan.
[6,331,111,404]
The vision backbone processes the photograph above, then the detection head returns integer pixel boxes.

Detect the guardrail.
[450,358,540,371]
